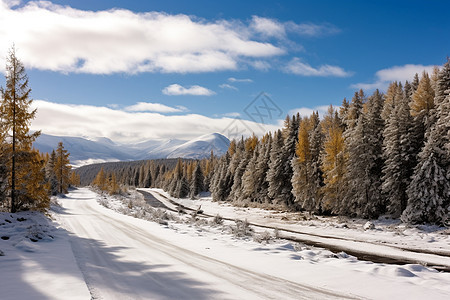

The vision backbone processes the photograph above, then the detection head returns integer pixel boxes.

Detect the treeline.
[208,60,449,225]
[0,46,77,212]
[79,157,213,199]
[88,59,450,225]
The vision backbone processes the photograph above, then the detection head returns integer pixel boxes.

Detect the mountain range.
[33,133,230,167]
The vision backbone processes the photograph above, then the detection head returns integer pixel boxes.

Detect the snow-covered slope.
[167,133,229,159]
[33,133,230,166]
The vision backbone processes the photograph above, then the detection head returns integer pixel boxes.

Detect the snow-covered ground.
[1,187,450,299]
[0,205,90,300]
[145,188,450,268]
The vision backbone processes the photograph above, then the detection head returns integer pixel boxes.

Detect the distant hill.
[33,132,230,167]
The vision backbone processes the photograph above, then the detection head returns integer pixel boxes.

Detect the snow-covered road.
[57,188,350,300]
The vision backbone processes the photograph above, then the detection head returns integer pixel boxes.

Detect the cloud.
[288,105,330,118]
[0,1,284,74]
[228,77,253,83]
[124,102,186,113]
[250,16,286,39]
[219,83,238,91]
[162,84,215,96]
[30,100,280,143]
[250,16,340,39]
[351,64,437,91]
[285,58,352,77]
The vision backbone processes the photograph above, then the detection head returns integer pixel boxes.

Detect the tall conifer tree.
[0,46,40,212]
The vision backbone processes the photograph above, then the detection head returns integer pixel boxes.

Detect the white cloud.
[162,84,215,96]
[288,105,330,118]
[250,16,339,39]
[351,64,437,91]
[250,16,286,39]
[285,58,352,77]
[124,102,186,113]
[0,1,284,74]
[219,83,238,91]
[228,77,253,83]
[30,100,280,143]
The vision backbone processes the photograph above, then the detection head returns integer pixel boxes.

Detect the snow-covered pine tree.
[202,151,214,191]
[253,133,272,204]
[403,60,450,225]
[346,90,365,129]
[291,114,322,212]
[211,152,231,202]
[382,82,416,217]
[382,81,400,121]
[190,162,204,198]
[240,143,259,203]
[308,112,324,212]
[226,138,245,201]
[267,129,286,207]
[278,114,299,208]
[344,90,385,218]
[229,136,255,203]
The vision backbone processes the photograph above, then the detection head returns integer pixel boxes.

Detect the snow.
[0,208,90,300]
[148,188,450,265]
[2,187,450,299]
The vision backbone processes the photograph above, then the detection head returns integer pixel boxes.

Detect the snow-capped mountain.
[167,133,230,159]
[33,133,230,167]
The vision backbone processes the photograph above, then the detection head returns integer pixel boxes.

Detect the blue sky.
[0,0,448,142]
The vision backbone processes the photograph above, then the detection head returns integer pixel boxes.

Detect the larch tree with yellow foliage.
[0,46,45,212]
[320,106,346,214]
[54,142,71,194]
[92,167,107,191]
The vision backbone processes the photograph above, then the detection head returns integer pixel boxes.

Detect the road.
[57,188,352,300]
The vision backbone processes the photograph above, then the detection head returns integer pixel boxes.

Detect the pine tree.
[267,130,286,207]
[240,143,260,203]
[403,62,450,225]
[54,142,71,194]
[253,133,272,204]
[45,150,58,195]
[346,90,365,129]
[0,46,40,212]
[292,113,323,212]
[271,115,299,208]
[190,162,204,198]
[382,82,416,217]
[344,90,385,218]
[211,153,231,201]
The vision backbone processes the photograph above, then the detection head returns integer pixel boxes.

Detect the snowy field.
[1,187,450,299]
[145,189,450,267]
